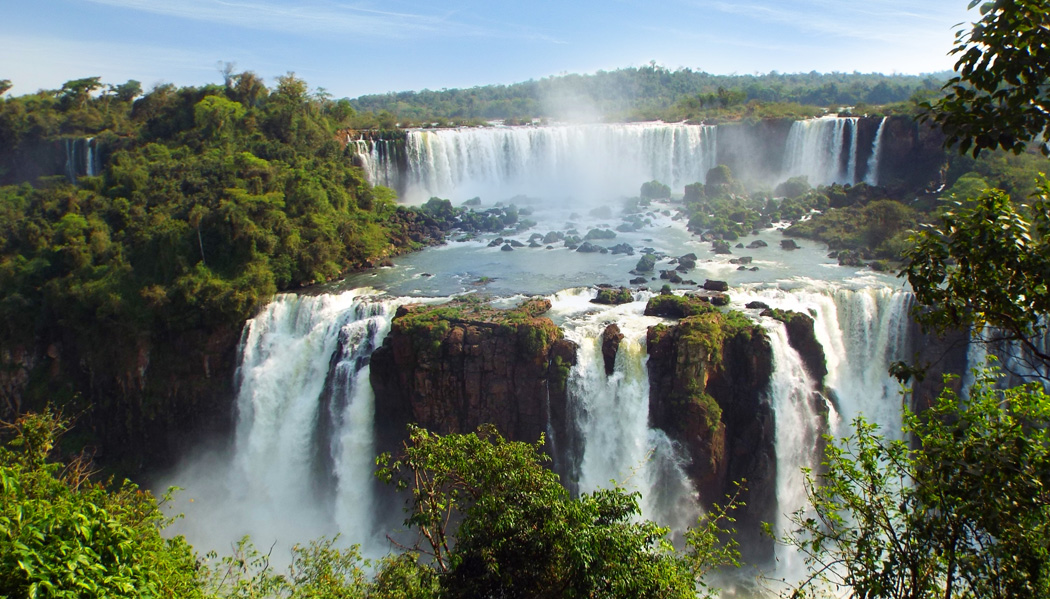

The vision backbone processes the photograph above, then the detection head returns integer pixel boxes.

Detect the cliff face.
[0,324,240,474]
[645,298,829,564]
[646,305,774,561]
[370,298,578,475]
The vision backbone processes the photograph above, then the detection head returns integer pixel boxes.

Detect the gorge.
[160,115,956,586]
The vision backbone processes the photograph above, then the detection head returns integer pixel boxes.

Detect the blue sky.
[4,0,974,99]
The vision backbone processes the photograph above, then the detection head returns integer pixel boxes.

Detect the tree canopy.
[924,0,1050,157]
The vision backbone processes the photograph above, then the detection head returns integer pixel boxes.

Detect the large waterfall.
[356,122,717,203]
[166,291,406,557]
[781,117,861,187]
[353,117,894,201]
[167,281,919,582]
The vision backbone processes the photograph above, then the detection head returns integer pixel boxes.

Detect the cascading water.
[863,117,887,185]
[364,122,717,203]
[64,137,98,182]
[349,136,402,190]
[550,288,700,536]
[165,290,404,557]
[781,117,860,187]
[764,320,824,577]
[739,285,912,436]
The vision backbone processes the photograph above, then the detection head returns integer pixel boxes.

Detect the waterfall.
[765,320,824,577]
[554,290,700,536]
[364,123,717,203]
[166,290,403,557]
[781,117,860,187]
[738,285,911,437]
[349,136,401,189]
[971,322,1050,389]
[63,137,99,182]
[863,117,887,186]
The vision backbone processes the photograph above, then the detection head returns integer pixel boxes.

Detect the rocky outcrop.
[601,324,624,376]
[645,302,777,563]
[763,309,828,383]
[370,298,579,475]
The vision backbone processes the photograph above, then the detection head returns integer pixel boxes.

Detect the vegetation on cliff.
[0,73,455,466]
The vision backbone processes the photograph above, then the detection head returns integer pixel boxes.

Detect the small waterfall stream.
[864,117,888,185]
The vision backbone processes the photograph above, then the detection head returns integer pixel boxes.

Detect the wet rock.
[745,301,770,310]
[712,240,733,254]
[730,256,753,265]
[780,239,800,251]
[747,239,768,249]
[488,237,505,247]
[837,249,864,267]
[703,279,730,292]
[601,324,624,376]
[501,243,514,251]
[635,254,657,272]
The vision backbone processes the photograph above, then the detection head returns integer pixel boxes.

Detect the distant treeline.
[350,65,950,124]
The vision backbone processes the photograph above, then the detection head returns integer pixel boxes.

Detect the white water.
[64,137,98,182]
[765,321,823,577]
[165,290,404,557]
[550,288,700,536]
[350,137,401,190]
[781,116,860,186]
[863,117,887,185]
[359,122,717,203]
[737,285,911,437]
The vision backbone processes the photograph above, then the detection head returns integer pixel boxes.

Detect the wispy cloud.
[83,0,554,40]
[686,0,970,44]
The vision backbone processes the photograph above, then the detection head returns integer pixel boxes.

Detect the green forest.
[349,66,948,125]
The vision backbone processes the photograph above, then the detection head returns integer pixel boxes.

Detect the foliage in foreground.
[0,411,202,598]
[780,368,1050,599]
[902,178,1050,367]
[0,412,741,599]
[376,424,741,599]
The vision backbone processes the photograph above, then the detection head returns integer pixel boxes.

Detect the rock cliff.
[645,297,830,564]
[370,298,578,477]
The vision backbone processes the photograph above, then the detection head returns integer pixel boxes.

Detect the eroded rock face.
[645,305,777,563]
[601,324,624,376]
[0,324,240,475]
[370,298,578,473]
[763,309,828,383]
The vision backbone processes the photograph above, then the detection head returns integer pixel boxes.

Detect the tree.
[0,411,203,598]
[781,369,1050,599]
[902,182,1050,372]
[923,0,1050,156]
[377,424,740,599]
[906,0,1050,377]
